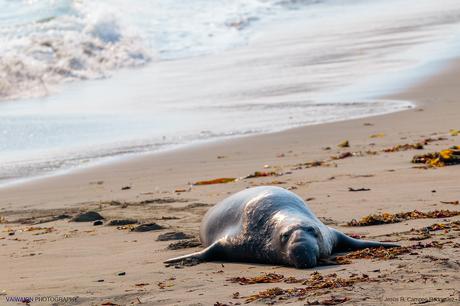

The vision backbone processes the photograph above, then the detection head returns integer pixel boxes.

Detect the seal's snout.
[287,230,320,268]
[289,243,318,268]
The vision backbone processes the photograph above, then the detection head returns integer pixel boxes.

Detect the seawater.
[1,0,460,185]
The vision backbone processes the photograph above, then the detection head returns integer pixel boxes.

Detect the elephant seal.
[165,186,398,268]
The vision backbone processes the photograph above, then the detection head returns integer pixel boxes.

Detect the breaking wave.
[0,0,334,101]
[0,1,151,100]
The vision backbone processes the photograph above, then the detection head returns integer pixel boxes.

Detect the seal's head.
[274,222,321,268]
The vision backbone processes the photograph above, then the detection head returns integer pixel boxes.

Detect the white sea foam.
[0,0,151,100]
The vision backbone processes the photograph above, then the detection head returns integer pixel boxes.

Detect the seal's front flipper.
[164,240,223,264]
[332,229,399,253]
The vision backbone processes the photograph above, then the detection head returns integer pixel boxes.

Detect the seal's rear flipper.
[164,240,223,264]
[331,229,399,253]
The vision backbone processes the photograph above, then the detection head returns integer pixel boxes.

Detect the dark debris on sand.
[167,239,201,250]
[72,211,104,222]
[156,231,195,241]
[131,223,165,232]
[108,219,138,226]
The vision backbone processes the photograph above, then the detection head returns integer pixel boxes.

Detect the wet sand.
[1,60,460,305]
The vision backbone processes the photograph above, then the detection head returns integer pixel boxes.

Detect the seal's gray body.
[165,186,397,268]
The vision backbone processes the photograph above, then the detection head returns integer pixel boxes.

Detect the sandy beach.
[1,55,460,306]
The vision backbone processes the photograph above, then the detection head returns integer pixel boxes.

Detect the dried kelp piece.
[424,136,448,143]
[295,150,377,169]
[245,287,285,303]
[337,140,350,148]
[295,160,336,169]
[244,171,279,179]
[23,226,56,235]
[413,240,446,249]
[370,133,385,138]
[284,276,305,284]
[412,152,438,164]
[366,150,379,155]
[228,273,285,285]
[383,143,424,152]
[193,178,236,185]
[157,277,175,289]
[140,198,189,204]
[101,302,120,306]
[412,147,460,167]
[348,187,371,192]
[440,201,459,205]
[347,210,460,226]
[331,152,353,160]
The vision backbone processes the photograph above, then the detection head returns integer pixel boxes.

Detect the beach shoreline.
[0,57,458,209]
[1,57,460,305]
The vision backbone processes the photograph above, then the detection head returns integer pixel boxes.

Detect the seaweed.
[244,171,279,179]
[193,178,236,185]
[383,143,424,152]
[440,200,459,205]
[348,210,460,226]
[412,146,460,167]
[228,273,285,285]
[335,246,411,264]
[243,272,370,303]
[335,241,449,265]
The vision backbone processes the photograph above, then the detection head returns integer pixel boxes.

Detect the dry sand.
[1,60,460,305]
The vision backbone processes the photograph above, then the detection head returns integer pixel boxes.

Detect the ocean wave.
[0,0,334,101]
[0,1,151,100]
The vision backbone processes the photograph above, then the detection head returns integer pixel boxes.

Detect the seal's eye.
[303,226,318,237]
[280,232,290,243]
